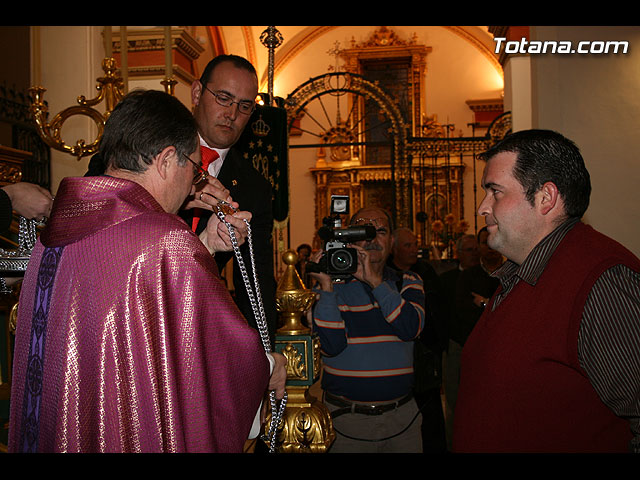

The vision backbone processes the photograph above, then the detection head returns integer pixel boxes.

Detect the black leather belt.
[325,392,414,418]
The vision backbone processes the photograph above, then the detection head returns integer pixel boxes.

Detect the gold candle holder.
[266,249,335,453]
[160,78,178,96]
[28,57,125,161]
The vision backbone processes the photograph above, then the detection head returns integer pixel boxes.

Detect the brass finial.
[275,249,316,335]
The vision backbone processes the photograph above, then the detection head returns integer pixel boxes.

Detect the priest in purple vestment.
[8,89,284,453]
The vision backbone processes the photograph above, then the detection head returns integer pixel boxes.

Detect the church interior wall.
[32,27,105,188]
[530,26,640,257]
[228,26,503,252]
[2,25,638,259]
[502,55,532,131]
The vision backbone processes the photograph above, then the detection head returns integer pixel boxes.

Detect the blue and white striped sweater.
[313,267,425,402]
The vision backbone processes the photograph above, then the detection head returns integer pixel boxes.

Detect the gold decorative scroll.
[28,57,124,161]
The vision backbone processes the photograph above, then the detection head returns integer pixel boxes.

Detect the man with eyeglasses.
[86,55,278,348]
[310,206,426,453]
[182,54,278,349]
[9,89,286,453]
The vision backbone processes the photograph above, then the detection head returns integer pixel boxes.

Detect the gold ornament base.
[263,249,335,453]
[268,386,335,453]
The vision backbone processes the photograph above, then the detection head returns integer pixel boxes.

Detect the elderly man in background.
[311,206,426,453]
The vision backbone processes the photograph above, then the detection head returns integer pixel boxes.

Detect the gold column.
[267,250,335,453]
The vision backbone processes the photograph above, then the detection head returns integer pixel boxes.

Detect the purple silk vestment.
[8,176,270,453]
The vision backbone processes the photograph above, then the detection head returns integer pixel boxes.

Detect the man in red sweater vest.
[453,129,640,453]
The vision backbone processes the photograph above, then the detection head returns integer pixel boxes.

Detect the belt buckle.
[356,403,390,416]
[327,393,409,417]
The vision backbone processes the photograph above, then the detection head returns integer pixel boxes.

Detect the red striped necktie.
[191,146,219,232]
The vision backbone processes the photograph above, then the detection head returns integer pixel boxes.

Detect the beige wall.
[35,26,105,189]
[529,26,640,257]
[34,26,192,190]
[35,26,501,255]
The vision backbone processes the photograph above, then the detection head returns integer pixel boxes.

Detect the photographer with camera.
[310,205,426,453]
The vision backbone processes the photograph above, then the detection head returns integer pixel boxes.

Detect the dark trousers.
[415,387,448,453]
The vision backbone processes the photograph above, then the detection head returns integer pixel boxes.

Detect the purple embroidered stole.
[18,246,63,453]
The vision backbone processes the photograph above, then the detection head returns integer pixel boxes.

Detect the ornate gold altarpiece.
[285,26,509,252]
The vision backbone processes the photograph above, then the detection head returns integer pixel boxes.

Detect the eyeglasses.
[181,153,237,215]
[352,217,387,229]
[182,153,209,185]
[202,84,255,115]
[352,217,389,234]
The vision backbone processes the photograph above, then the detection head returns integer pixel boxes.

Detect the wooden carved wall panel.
[0,146,26,185]
[363,181,394,218]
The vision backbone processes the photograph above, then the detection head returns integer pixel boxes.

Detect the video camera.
[306,195,376,280]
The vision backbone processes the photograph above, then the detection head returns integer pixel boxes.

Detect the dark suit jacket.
[181,147,278,343]
[387,256,448,391]
[453,263,499,346]
[439,266,462,346]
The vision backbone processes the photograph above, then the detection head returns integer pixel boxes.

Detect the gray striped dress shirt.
[490,217,640,453]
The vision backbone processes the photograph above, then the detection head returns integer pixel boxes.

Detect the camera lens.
[330,248,354,272]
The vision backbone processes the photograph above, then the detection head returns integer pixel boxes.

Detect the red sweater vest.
[453,222,640,453]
